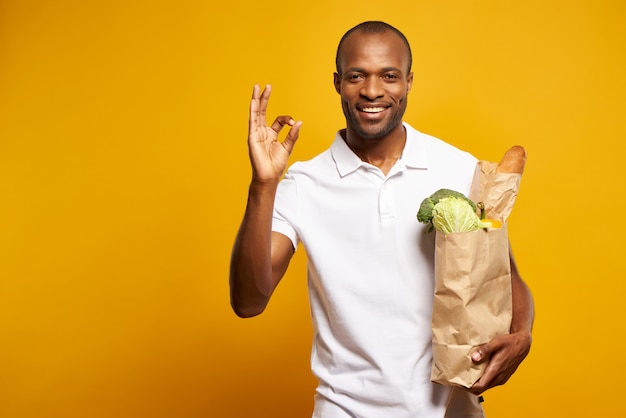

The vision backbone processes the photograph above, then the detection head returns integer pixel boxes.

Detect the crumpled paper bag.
[430,160,522,388]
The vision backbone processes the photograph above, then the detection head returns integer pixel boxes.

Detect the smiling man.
[335,24,412,167]
[230,21,534,418]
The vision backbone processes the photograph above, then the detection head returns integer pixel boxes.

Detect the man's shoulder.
[287,146,334,174]
[404,123,478,165]
[284,131,343,176]
[406,123,473,153]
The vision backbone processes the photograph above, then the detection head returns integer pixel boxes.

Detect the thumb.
[472,341,495,363]
[282,120,303,154]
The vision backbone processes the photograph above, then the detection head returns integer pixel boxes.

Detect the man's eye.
[348,74,364,81]
[383,74,398,80]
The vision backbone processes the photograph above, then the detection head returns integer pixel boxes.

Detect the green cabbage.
[417,188,476,224]
[417,189,499,235]
[432,196,495,235]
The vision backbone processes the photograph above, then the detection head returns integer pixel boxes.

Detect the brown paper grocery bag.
[469,161,522,222]
[430,160,522,388]
[430,226,512,387]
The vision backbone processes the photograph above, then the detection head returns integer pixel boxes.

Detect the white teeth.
[362,107,385,113]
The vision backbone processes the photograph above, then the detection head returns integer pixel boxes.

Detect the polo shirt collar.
[330,122,429,177]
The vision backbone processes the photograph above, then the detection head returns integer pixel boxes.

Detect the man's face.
[334,30,413,141]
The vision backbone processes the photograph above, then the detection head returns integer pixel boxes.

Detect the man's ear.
[333,72,341,94]
[406,72,414,93]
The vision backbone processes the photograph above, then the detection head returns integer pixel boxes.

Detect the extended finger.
[258,84,271,127]
[249,84,261,132]
[249,84,271,130]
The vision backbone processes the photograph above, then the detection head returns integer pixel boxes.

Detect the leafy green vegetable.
[417,188,500,234]
[431,196,499,235]
[417,189,476,226]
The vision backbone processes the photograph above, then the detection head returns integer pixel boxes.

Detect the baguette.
[496,145,527,174]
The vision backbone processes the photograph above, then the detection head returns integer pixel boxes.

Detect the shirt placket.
[379,177,397,224]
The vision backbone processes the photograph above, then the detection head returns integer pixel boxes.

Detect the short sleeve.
[272,171,299,251]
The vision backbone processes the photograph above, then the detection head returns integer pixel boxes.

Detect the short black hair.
[335,21,412,75]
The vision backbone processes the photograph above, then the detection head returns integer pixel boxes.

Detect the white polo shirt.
[272,123,481,418]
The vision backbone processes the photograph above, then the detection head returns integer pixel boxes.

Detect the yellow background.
[1,1,624,416]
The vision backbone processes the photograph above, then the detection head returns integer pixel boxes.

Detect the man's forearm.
[229,180,280,317]
[510,252,534,336]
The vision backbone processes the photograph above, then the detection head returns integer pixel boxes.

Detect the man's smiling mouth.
[360,107,386,113]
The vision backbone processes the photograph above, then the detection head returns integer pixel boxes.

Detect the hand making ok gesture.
[247,84,303,183]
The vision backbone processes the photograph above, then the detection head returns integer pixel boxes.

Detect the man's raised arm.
[229,85,302,318]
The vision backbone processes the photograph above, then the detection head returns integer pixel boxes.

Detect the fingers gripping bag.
[417,146,527,388]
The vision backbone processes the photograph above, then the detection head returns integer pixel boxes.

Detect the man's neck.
[342,124,407,175]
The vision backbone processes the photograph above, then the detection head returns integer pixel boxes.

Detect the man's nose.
[360,77,384,100]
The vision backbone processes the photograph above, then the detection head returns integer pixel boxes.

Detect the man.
[230,21,533,417]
